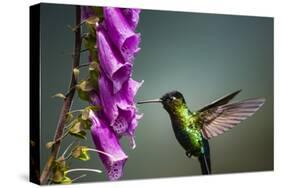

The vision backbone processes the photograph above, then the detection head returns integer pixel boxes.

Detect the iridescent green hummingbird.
[138,90,265,174]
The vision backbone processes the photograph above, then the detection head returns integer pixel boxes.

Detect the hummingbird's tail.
[198,138,212,175]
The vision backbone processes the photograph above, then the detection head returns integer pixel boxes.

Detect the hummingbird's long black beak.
[137,99,162,104]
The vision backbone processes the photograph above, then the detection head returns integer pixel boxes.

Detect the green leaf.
[86,24,96,36]
[46,141,55,149]
[69,121,82,134]
[52,169,64,183]
[73,68,80,81]
[81,108,89,120]
[85,16,99,26]
[89,61,99,71]
[76,106,99,130]
[92,7,103,19]
[54,158,67,171]
[71,130,87,139]
[77,112,91,130]
[52,159,69,184]
[77,88,90,101]
[89,48,98,62]
[82,119,92,129]
[76,80,95,101]
[89,63,99,90]
[83,33,98,61]
[72,146,90,161]
[78,80,95,92]
[89,72,98,90]
[69,121,87,139]
[65,112,73,124]
[61,176,72,184]
[52,93,66,99]
[81,106,100,121]
[84,34,96,51]
[88,105,101,112]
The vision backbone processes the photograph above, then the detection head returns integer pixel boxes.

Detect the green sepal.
[92,48,99,62]
[52,93,66,99]
[52,169,64,183]
[60,176,72,184]
[46,141,55,149]
[81,106,100,120]
[70,130,86,139]
[89,61,99,90]
[76,116,91,130]
[78,106,100,129]
[84,16,99,26]
[52,158,70,184]
[73,68,80,81]
[76,79,96,102]
[88,105,101,111]
[78,80,95,92]
[77,88,90,101]
[84,34,96,51]
[83,34,98,62]
[79,116,92,130]
[85,23,96,37]
[68,120,87,139]
[65,112,73,124]
[82,120,92,130]
[92,7,104,19]
[81,107,90,120]
[71,146,91,161]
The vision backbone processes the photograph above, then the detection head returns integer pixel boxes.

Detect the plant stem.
[40,6,82,184]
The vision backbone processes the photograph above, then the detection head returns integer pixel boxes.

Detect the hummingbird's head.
[138,90,186,113]
[160,91,186,112]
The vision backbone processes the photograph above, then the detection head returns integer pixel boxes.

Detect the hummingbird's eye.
[171,96,176,100]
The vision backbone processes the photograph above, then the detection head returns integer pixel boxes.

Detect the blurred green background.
[40,3,273,182]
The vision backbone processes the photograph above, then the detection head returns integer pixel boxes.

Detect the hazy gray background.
[40,4,273,183]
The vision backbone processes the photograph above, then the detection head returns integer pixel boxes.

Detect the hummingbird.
[138,90,265,174]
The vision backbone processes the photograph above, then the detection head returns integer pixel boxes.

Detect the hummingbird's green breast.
[168,101,204,157]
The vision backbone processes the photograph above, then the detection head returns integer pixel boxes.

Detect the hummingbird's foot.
[185,151,192,158]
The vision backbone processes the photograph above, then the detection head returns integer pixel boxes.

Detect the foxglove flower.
[98,73,143,137]
[90,111,128,180]
[96,27,132,93]
[86,6,142,181]
[121,8,141,30]
[103,8,141,62]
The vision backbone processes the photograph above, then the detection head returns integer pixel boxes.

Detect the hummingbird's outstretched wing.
[199,98,265,139]
[198,90,242,112]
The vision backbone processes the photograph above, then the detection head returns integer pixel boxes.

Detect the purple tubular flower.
[127,113,143,149]
[81,6,94,20]
[96,27,132,93]
[98,73,143,129]
[87,6,142,181]
[103,8,141,62]
[90,111,128,181]
[121,8,141,31]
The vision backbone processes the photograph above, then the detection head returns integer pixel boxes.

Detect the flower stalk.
[40,6,143,184]
[40,6,82,184]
